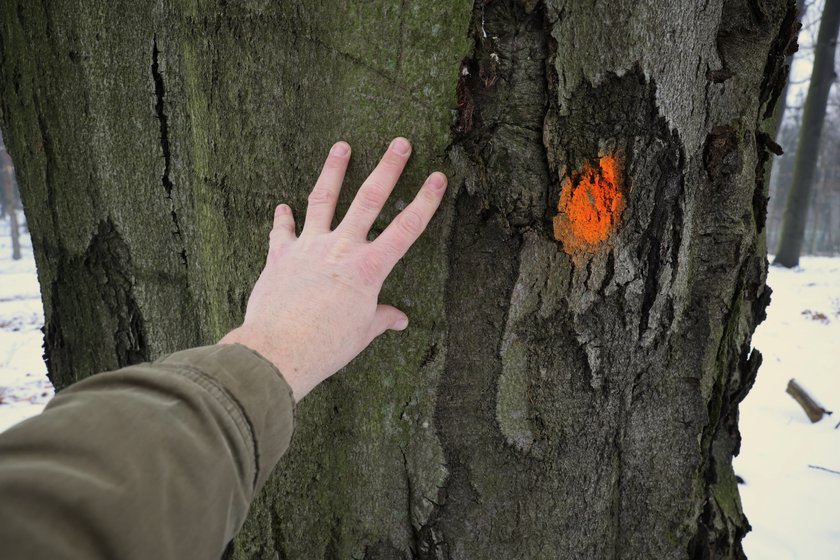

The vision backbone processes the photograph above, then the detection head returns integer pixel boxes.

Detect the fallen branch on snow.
[786,379,832,423]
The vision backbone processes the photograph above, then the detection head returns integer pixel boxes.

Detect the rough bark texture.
[0,0,791,558]
[774,0,840,267]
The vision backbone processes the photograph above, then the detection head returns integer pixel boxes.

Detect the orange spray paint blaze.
[553,153,623,257]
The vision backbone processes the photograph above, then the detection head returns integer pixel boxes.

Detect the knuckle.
[357,254,384,286]
[269,229,292,247]
[398,209,425,236]
[380,237,407,263]
[357,182,386,210]
[266,244,289,262]
[327,234,353,258]
[382,152,405,170]
[273,214,293,228]
[420,184,441,204]
[326,154,345,168]
[308,186,333,206]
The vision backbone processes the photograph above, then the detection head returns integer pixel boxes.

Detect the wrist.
[218,327,305,402]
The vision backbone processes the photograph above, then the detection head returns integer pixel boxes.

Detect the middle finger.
[336,137,412,239]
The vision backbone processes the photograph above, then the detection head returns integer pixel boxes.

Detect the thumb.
[369,304,409,340]
[270,204,297,248]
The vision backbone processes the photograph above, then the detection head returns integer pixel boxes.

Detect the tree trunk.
[770,0,806,133]
[767,121,799,250]
[0,1,792,558]
[765,0,803,250]
[1,141,21,260]
[774,0,840,267]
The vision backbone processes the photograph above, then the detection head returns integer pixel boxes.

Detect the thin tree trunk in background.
[765,0,804,250]
[807,198,819,252]
[772,0,807,132]
[767,123,799,249]
[775,0,840,267]
[0,145,21,260]
[0,1,793,558]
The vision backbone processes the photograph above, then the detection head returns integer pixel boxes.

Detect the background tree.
[803,90,840,253]
[765,0,805,250]
[0,132,21,260]
[771,0,807,129]
[767,118,801,249]
[775,0,840,266]
[0,1,795,558]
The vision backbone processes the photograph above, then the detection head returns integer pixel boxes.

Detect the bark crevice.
[151,35,187,267]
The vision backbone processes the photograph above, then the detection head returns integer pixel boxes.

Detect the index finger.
[371,172,447,273]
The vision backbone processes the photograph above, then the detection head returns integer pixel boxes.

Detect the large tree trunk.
[0,1,793,558]
[774,0,840,267]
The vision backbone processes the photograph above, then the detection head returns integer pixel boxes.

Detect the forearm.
[0,344,294,560]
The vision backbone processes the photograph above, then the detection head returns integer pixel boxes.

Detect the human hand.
[219,138,447,401]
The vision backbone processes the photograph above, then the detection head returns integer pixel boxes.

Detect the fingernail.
[391,137,411,156]
[428,172,447,192]
[275,204,289,215]
[394,316,409,330]
[331,141,350,156]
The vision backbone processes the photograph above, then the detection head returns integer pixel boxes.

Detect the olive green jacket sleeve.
[0,343,295,560]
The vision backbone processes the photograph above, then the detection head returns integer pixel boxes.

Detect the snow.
[0,212,53,433]
[0,211,838,556]
[736,256,840,559]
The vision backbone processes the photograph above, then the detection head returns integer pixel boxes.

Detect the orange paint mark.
[553,153,624,257]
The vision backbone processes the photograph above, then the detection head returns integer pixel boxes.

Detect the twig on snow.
[808,465,840,476]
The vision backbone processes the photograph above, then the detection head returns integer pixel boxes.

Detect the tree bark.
[774,0,840,267]
[0,1,792,558]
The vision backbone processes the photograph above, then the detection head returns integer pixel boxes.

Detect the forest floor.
[0,213,52,433]
[0,212,838,557]
[735,253,840,559]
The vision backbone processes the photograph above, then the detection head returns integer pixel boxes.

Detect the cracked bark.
[0,0,789,558]
[152,35,188,267]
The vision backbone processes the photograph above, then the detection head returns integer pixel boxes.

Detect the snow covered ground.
[736,255,840,559]
[0,212,52,433]
[0,211,838,556]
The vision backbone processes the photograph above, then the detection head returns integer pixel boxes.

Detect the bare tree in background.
[804,84,840,253]
[772,0,807,130]
[768,119,801,249]
[775,0,840,266]
[0,133,21,260]
[766,0,805,250]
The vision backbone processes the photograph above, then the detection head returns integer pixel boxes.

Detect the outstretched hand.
[220,138,447,401]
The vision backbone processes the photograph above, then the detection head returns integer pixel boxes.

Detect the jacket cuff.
[156,344,296,492]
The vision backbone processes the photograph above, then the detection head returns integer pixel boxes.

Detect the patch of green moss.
[181,39,231,340]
